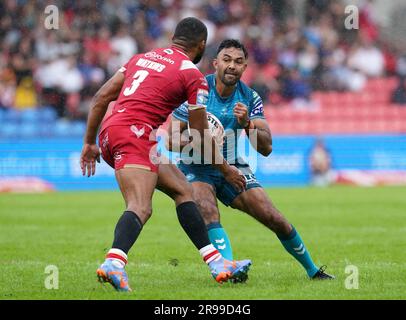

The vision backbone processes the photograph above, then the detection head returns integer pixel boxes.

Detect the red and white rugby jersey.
[101,45,209,131]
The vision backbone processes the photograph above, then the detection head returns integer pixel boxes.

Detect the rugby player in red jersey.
[79,17,251,292]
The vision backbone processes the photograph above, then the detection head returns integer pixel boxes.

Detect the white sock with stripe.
[106,248,128,268]
[199,244,222,264]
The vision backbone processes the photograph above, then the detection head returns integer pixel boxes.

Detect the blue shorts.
[178,161,262,207]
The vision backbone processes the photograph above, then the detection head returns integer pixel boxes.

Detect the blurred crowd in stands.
[1,0,406,120]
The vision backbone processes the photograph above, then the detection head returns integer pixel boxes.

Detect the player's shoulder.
[162,47,196,70]
[120,52,142,71]
[179,60,199,73]
[167,48,200,74]
[237,79,260,102]
[179,62,206,85]
[205,74,215,89]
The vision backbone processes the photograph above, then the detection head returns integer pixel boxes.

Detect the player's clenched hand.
[233,102,250,128]
[223,165,246,193]
[80,143,100,177]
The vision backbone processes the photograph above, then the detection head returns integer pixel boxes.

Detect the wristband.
[188,104,207,111]
[244,120,256,135]
[243,119,251,129]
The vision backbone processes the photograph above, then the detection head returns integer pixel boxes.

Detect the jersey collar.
[211,74,238,102]
[171,45,189,58]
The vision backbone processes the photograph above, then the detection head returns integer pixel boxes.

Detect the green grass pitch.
[1,186,405,300]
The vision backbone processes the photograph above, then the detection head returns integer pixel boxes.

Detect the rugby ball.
[188,112,224,147]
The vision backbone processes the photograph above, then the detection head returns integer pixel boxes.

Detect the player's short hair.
[216,39,248,59]
[173,17,208,48]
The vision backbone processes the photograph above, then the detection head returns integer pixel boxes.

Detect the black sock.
[176,201,211,250]
[112,211,143,254]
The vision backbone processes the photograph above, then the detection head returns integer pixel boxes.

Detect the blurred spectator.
[396,54,406,79]
[206,0,228,25]
[0,0,402,118]
[36,32,60,62]
[297,42,319,77]
[110,25,138,69]
[0,67,16,109]
[309,138,333,187]
[358,0,380,42]
[83,26,112,67]
[347,37,385,77]
[391,77,406,105]
[282,69,312,101]
[60,56,84,94]
[251,73,271,105]
[14,77,37,109]
[254,41,274,67]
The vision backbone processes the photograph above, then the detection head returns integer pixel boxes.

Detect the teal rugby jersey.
[172,73,265,164]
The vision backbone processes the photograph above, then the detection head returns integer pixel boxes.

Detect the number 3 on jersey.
[123,70,149,96]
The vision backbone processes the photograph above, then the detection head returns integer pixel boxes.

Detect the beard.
[193,50,204,64]
[221,72,239,86]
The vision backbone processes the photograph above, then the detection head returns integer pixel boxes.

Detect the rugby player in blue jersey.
[167,39,334,280]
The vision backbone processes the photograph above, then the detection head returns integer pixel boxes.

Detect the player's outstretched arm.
[80,71,125,177]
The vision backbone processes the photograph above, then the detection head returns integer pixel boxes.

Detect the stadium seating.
[0,107,79,139]
[268,77,406,135]
[0,77,404,138]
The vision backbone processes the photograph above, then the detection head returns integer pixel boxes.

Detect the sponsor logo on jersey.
[250,103,263,117]
[163,48,174,54]
[196,89,208,106]
[207,112,221,129]
[244,173,258,185]
[130,125,145,138]
[102,133,109,148]
[114,151,122,162]
[145,51,175,64]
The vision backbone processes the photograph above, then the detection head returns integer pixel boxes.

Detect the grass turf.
[0,186,405,300]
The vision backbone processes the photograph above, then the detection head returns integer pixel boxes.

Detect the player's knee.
[172,183,193,203]
[230,197,246,212]
[126,204,152,223]
[178,182,193,199]
[253,199,284,227]
[264,206,290,233]
[268,211,282,226]
[196,199,219,223]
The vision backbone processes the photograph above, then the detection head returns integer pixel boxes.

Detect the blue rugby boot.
[209,258,252,283]
[96,259,132,292]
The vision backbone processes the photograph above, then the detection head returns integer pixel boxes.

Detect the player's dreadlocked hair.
[172,17,208,48]
[216,39,249,59]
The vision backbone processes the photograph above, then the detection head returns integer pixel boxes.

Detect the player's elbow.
[93,90,110,103]
[260,144,273,157]
[90,91,109,111]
